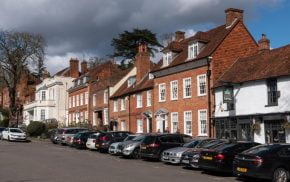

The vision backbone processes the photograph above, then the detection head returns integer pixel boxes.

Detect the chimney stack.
[225,8,244,27]
[69,58,79,78]
[175,31,185,42]
[135,43,150,83]
[258,34,270,52]
[81,61,88,74]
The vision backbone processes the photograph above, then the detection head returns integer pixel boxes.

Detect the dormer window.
[127,76,136,87]
[188,42,199,59]
[163,52,172,67]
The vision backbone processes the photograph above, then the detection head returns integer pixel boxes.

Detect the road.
[0,140,262,182]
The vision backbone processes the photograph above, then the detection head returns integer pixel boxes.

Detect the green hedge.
[27,121,46,136]
[0,108,10,127]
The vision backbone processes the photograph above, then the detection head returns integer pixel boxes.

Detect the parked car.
[0,127,5,139]
[120,134,148,158]
[1,128,27,141]
[95,131,132,152]
[86,132,104,150]
[233,144,290,182]
[109,134,139,155]
[140,134,192,160]
[56,128,87,145]
[50,128,61,144]
[72,131,100,149]
[161,139,215,164]
[199,141,260,173]
[181,139,229,168]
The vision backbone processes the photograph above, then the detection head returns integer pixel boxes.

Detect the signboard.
[223,86,233,103]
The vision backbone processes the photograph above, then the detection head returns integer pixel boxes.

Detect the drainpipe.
[128,95,131,132]
[207,56,213,138]
[107,86,110,131]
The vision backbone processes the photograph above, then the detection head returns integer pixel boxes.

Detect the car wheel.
[132,148,140,159]
[190,161,199,168]
[273,168,289,182]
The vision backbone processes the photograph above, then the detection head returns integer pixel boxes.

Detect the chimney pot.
[225,8,244,27]
[69,58,79,78]
[258,34,270,52]
[175,31,185,41]
[81,61,88,74]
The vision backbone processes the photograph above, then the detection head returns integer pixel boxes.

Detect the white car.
[2,128,27,141]
[86,133,102,150]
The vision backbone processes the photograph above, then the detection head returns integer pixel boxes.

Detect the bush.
[27,121,46,137]
[0,118,9,127]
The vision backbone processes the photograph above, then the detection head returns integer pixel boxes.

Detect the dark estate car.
[72,131,102,149]
[140,133,192,160]
[181,139,229,168]
[233,144,290,182]
[95,131,132,152]
[199,141,260,173]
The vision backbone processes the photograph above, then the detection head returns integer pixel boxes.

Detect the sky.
[0,0,289,74]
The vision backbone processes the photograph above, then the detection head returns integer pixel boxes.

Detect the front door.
[147,118,152,133]
[156,115,167,133]
[265,120,285,143]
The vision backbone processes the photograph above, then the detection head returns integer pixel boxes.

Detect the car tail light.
[148,143,160,148]
[215,154,225,161]
[253,157,263,166]
[100,136,109,141]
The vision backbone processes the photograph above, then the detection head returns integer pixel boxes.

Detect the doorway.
[265,120,285,143]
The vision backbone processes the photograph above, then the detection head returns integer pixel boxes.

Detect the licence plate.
[237,167,247,173]
[202,156,213,160]
[95,144,99,147]
[192,159,198,163]
[182,160,189,164]
[163,156,169,160]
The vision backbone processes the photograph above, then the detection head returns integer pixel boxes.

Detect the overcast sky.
[0,0,284,74]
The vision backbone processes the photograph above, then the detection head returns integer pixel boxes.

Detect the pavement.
[0,140,265,182]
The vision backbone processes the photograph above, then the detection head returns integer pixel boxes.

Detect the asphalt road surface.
[0,140,264,182]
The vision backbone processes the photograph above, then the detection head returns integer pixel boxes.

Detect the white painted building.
[214,39,290,144]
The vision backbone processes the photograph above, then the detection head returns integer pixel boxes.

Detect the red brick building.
[110,44,155,133]
[150,8,258,137]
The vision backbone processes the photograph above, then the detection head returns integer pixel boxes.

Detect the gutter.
[207,56,213,138]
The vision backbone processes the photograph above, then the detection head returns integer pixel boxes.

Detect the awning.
[142,110,152,118]
[154,108,169,116]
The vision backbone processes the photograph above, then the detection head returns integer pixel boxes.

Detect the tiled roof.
[152,21,239,72]
[53,67,71,77]
[111,75,153,99]
[215,44,290,87]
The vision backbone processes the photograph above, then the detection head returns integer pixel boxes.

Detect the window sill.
[198,134,208,137]
[265,104,278,107]
[197,94,207,97]
[183,96,192,99]
[159,100,166,103]
[136,107,143,109]
[170,98,178,101]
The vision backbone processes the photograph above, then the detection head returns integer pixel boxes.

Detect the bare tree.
[160,33,174,47]
[87,56,108,69]
[0,30,45,120]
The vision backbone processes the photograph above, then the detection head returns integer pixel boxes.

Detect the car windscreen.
[10,129,23,133]
[183,140,199,148]
[124,135,136,141]
[0,128,5,132]
[202,140,226,149]
[65,129,85,134]
[132,135,146,141]
[242,145,273,155]
[89,133,101,139]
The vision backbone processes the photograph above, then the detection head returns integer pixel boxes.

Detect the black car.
[50,128,62,144]
[199,141,260,173]
[140,133,192,160]
[95,131,132,152]
[181,139,229,168]
[72,131,101,149]
[233,144,290,182]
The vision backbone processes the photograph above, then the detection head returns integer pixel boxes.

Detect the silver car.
[161,139,204,164]
[121,134,148,158]
[57,128,87,145]
[109,134,139,155]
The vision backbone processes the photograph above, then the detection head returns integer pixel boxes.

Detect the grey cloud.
[0,0,282,73]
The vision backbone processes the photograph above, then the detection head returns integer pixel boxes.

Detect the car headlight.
[126,144,134,148]
[193,154,200,158]
[176,153,182,157]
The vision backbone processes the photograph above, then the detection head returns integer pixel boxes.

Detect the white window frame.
[170,80,178,100]
[198,109,208,136]
[93,94,97,107]
[197,74,207,96]
[136,93,143,108]
[104,90,108,104]
[113,100,118,112]
[72,96,75,107]
[40,109,46,121]
[163,52,172,67]
[146,90,152,107]
[103,108,109,125]
[41,91,46,101]
[171,112,179,133]
[76,95,79,106]
[159,83,166,102]
[137,119,143,133]
[80,93,84,106]
[183,77,192,98]
[188,42,198,59]
[121,120,126,131]
[85,92,89,105]
[183,111,192,136]
[121,98,126,111]
[68,96,72,108]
